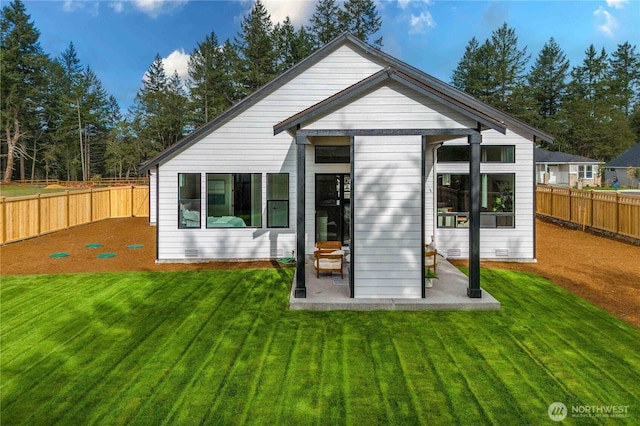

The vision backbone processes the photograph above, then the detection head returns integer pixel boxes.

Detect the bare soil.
[1,217,639,327]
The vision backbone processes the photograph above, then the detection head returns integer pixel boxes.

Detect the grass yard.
[0,184,86,198]
[2,268,639,425]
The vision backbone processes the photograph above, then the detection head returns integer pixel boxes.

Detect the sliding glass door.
[315,174,350,246]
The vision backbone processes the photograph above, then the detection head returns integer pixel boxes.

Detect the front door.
[315,174,351,246]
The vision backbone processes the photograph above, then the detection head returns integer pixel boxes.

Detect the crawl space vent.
[185,249,199,258]
[495,248,510,257]
[447,248,462,257]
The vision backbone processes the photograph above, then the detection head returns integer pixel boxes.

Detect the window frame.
[178,173,202,229]
[436,145,515,163]
[315,145,351,163]
[267,173,290,228]
[205,173,262,228]
[436,173,516,229]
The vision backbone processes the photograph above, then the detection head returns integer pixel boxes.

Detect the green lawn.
[1,268,638,425]
[0,185,86,198]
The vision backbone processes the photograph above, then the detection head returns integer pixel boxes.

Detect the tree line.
[451,23,639,161]
[2,0,638,183]
[0,0,381,182]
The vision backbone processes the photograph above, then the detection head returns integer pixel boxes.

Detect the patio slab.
[289,255,500,311]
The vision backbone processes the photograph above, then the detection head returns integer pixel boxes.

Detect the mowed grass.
[1,268,639,425]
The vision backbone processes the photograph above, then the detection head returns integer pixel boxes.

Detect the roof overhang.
[274,67,507,136]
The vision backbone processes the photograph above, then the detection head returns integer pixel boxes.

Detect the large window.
[437,173,515,228]
[267,173,289,228]
[206,173,261,228]
[437,145,515,163]
[178,173,201,229]
[315,145,350,163]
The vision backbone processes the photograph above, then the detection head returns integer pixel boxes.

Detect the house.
[604,142,640,188]
[140,34,552,300]
[535,147,601,187]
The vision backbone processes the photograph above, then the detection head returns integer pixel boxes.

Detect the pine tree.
[490,23,530,112]
[527,37,570,134]
[339,0,382,47]
[309,0,341,47]
[0,0,48,182]
[234,0,276,95]
[188,31,235,127]
[273,17,315,73]
[609,42,640,117]
[451,37,497,103]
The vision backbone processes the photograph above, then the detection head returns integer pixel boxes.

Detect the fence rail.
[536,186,640,240]
[11,178,149,186]
[0,186,149,244]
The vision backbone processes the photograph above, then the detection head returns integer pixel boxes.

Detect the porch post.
[295,131,307,298]
[468,131,482,298]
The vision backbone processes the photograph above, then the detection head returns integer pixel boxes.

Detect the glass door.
[316,174,350,246]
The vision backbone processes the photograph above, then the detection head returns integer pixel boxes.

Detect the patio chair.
[425,247,437,273]
[314,242,344,279]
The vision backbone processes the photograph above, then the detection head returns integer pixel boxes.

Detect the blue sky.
[22,0,640,112]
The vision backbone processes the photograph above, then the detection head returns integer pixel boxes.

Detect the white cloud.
[409,11,435,34]
[132,0,189,19]
[605,0,628,9]
[398,0,432,10]
[258,0,316,26]
[62,0,85,12]
[594,6,617,37]
[110,1,125,13]
[162,49,191,81]
[398,0,411,10]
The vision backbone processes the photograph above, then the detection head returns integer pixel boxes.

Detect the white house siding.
[434,129,535,260]
[149,169,156,225]
[353,135,423,298]
[156,44,386,261]
[305,81,476,130]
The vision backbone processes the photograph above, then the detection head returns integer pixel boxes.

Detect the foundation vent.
[185,249,199,258]
[495,248,510,257]
[447,248,462,257]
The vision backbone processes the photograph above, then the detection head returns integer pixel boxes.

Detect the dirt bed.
[1,217,639,328]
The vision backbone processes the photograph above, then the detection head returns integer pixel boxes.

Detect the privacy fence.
[0,186,149,244]
[536,186,640,240]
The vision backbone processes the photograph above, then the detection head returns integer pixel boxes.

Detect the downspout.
[431,142,444,249]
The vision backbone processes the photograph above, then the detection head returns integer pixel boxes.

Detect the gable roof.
[141,33,553,173]
[273,67,507,135]
[605,142,640,168]
[535,147,600,164]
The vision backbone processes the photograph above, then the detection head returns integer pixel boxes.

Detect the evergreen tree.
[527,37,570,135]
[609,42,640,117]
[188,31,235,127]
[339,0,382,47]
[234,0,276,95]
[451,37,497,103]
[273,17,314,73]
[0,0,48,182]
[489,23,530,112]
[560,45,634,160]
[309,0,341,47]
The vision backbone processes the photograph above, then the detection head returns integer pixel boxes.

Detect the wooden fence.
[12,178,149,186]
[536,186,640,240]
[0,186,149,244]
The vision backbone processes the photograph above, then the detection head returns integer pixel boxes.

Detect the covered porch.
[289,254,500,311]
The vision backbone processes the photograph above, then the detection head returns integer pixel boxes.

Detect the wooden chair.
[425,246,437,273]
[314,241,344,278]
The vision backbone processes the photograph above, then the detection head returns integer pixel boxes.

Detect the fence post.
[568,189,573,223]
[131,185,134,217]
[65,190,70,229]
[37,193,41,237]
[589,190,593,227]
[615,192,620,234]
[90,187,93,222]
[0,196,5,244]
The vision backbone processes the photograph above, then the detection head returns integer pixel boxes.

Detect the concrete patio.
[289,254,501,311]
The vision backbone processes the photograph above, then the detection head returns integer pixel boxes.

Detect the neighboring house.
[604,142,640,188]
[140,34,552,300]
[535,147,601,187]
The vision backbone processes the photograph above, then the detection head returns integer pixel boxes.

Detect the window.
[267,173,289,228]
[206,174,262,227]
[437,145,515,163]
[482,146,515,162]
[578,165,593,179]
[315,145,350,163]
[437,173,515,228]
[178,173,201,229]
